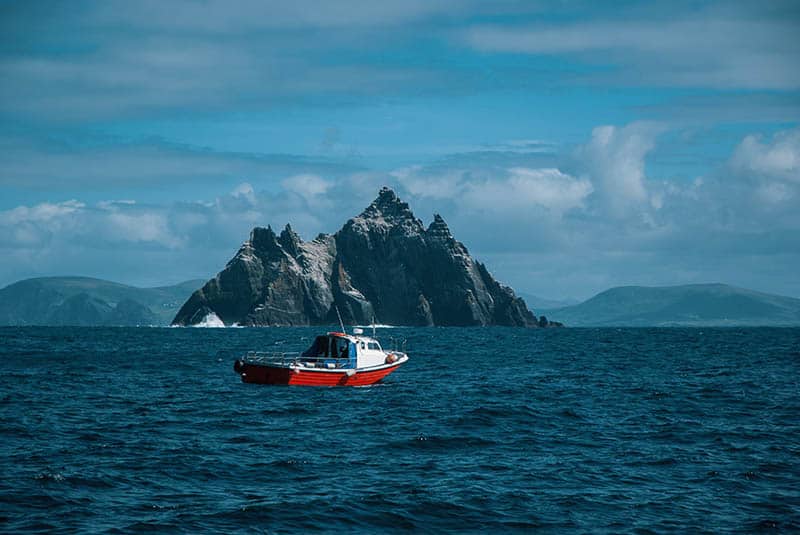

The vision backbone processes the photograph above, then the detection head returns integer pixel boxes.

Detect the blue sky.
[1,0,799,301]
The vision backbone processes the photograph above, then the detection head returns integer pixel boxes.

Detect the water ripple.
[1,326,799,533]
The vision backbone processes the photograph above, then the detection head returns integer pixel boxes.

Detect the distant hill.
[0,277,204,326]
[541,284,800,326]
[517,292,579,310]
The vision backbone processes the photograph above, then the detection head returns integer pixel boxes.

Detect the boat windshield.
[302,335,352,359]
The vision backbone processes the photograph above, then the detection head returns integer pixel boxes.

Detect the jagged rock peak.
[250,225,275,243]
[279,223,302,257]
[249,226,282,255]
[358,186,419,225]
[377,185,398,202]
[426,213,452,239]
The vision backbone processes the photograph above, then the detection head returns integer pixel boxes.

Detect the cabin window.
[337,338,349,358]
[368,342,380,350]
[326,336,350,359]
[302,336,336,358]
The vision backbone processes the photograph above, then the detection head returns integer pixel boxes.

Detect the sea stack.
[172,187,544,327]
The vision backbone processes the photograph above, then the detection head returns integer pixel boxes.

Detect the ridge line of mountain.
[0,277,204,326]
[2,277,798,327]
[540,283,800,327]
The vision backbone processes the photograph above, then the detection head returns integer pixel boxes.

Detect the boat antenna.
[372,315,376,338]
[335,305,347,334]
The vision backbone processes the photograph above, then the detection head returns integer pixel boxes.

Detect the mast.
[335,305,347,334]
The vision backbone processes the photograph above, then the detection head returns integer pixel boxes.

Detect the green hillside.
[517,292,578,310]
[541,283,800,327]
[0,277,204,326]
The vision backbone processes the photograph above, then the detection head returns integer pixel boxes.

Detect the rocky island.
[173,187,556,327]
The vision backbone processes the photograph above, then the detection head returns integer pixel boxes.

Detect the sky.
[1,0,799,301]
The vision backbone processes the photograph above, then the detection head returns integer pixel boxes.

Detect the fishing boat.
[233,328,408,386]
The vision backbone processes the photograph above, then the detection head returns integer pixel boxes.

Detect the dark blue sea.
[1,327,799,533]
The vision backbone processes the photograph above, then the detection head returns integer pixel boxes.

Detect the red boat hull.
[238,362,403,386]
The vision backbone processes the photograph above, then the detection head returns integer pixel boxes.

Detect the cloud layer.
[2,1,799,123]
[463,13,800,90]
[1,1,798,299]
[7,123,797,299]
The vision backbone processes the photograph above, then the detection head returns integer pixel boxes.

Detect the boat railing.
[386,336,407,353]
[243,351,301,366]
[243,351,355,369]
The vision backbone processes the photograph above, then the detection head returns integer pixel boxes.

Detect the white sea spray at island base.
[192,312,225,328]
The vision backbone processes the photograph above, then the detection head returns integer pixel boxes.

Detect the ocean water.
[1,326,799,533]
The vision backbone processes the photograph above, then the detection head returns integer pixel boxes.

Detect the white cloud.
[392,165,465,199]
[731,128,800,183]
[105,211,178,247]
[392,121,665,222]
[281,174,333,198]
[230,182,256,204]
[757,182,793,204]
[462,168,592,215]
[0,199,182,250]
[463,17,800,90]
[721,127,800,208]
[576,122,662,216]
[0,200,85,225]
[392,162,592,219]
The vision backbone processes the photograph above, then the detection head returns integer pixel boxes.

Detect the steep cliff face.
[173,225,336,326]
[172,187,542,327]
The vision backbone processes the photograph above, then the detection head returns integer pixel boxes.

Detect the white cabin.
[300,330,397,369]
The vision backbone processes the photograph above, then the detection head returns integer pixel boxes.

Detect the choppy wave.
[1,326,799,532]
